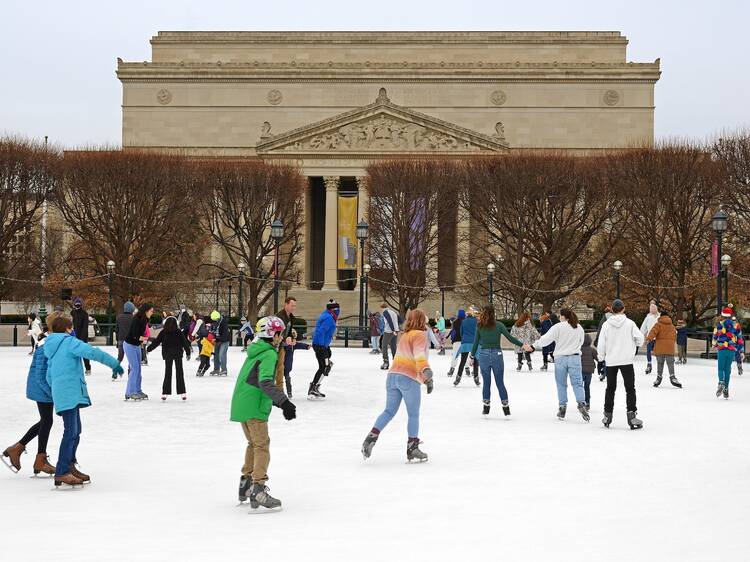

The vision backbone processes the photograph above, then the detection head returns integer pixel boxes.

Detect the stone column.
[323,176,339,289]
[356,176,369,223]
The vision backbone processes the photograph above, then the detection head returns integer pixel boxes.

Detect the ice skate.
[738,364,743,376]
[598,372,606,382]
[32,454,55,476]
[723,386,729,400]
[645,363,652,375]
[248,483,282,512]
[369,348,379,354]
[85,369,91,376]
[502,400,511,417]
[482,400,490,416]
[669,375,682,389]
[716,382,725,398]
[219,370,228,377]
[70,464,91,484]
[124,394,141,401]
[406,440,428,463]
[161,395,167,401]
[527,361,533,372]
[54,473,84,489]
[2,442,25,473]
[453,372,462,386]
[238,475,252,503]
[137,391,149,400]
[380,361,389,370]
[627,411,643,430]
[446,367,454,378]
[307,383,325,400]
[602,411,613,428]
[473,371,480,386]
[541,363,548,371]
[438,348,445,356]
[181,394,187,401]
[557,405,566,420]
[653,375,662,387]
[577,402,590,422]
[361,431,379,459]
[516,363,522,372]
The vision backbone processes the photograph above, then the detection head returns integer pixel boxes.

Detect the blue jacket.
[26,344,52,403]
[459,316,478,353]
[44,333,120,414]
[312,310,337,347]
[539,319,556,353]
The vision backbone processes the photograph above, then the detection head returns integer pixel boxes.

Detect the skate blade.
[52,484,84,491]
[1,457,20,473]
[247,506,282,514]
[406,458,428,464]
[30,473,54,479]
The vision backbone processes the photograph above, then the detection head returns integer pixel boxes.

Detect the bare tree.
[194,160,305,321]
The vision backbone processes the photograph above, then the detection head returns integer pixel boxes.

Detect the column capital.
[323,176,339,192]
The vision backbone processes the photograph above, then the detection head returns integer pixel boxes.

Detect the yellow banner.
[337,195,358,269]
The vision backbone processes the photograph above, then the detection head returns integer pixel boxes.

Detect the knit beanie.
[649,303,658,315]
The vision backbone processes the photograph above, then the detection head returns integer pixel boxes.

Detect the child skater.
[231,316,296,511]
[147,316,192,401]
[197,332,215,377]
[580,334,598,410]
[44,315,123,487]
[712,306,743,400]
[239,317,254,352]
[282,328,310,398]
[646,311,682,389]
[361,309,434,463]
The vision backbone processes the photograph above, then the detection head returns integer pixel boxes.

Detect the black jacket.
[177,310,191,331]
[450,316,464,343]
[125,316,149,346]
[147,329,191,360]
[116,312,134,343]
[276,309,296,340]
[212,316,230,343]
[71,308,89,342]
[581,334,598,374]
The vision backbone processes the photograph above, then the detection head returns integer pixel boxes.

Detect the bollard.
[13,324,18,347]
[344,327,349,348]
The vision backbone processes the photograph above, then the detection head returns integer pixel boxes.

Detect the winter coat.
[26,342,52,403]
[389,329,433,384]
[71,307,89,342]
[510,320,540,353]
[450,310,465,343]
[369,312,382,337]
[28,318,43,342]
[312,309,337,347]
[44,333,120,414]
[646,316,677,356]
[458,316,478,354]
[580,334,598,374]
[381,308,400,334]
[116,312,134,343]
[177,310,191,331]
[230,339,288,423]
[597,314,644,367]
[125,315,149,346]
[283,341,309,374]
[212,316,230,343]
[436,317,446,332]
[594,312,612,347]
[640,313,659,338]
[676,326,690,346]
[200,337,215,357]
[276,309,296,341]
[240,321,254,337]
[539,318,555,354]
[147,329,191,360]
[712,318,744,353]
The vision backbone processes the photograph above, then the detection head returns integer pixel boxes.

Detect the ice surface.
[1,345,749,561]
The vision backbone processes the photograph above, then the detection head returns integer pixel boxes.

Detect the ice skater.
[445,308,465,377]
[453,306,480,386]
[231,316,296,511]
[44,315,123,487]
[282,328,310,398]
[640,301,659,374]
[361,309,434,463]
[196,332,215,376]
[712,306,743,400]
[308,300,338,399]
[147,316,192,400]
[646,311,682,389]
[580,334,597,410]
[511,312,539,372]
[123,303,154,401]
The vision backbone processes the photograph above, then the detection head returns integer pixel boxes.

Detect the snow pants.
[717,348,734,389]
[373,373,421,439]
[554,354,586,406]
[55,407,81,477]
[123,341,143,396]
[604,364,636,413]
[241,419,270,485]
[19,402,54,455]
[478,348,508,402]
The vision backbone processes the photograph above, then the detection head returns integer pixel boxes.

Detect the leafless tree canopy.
[194,160,305,321]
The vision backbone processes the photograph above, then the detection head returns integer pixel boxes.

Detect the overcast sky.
[1,0,747,148]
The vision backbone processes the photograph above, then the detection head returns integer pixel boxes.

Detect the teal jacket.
[44,333,120,414]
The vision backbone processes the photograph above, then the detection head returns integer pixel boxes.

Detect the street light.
[613,260,623,300]
[712,208,728,316]
[487,262,496,305]
[270,219,284,312]
[236,261,246,346]
[363,263,371,326]
[106,260,115,345]
[721,254,731,305]
[356,220,369,327]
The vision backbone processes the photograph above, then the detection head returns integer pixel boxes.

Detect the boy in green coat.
[230,316,296,511]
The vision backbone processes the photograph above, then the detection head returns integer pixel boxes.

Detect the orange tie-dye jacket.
[388,329,432,384]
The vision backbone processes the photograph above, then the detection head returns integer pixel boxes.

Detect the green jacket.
[230,339,288,422]
[471,323,523,356]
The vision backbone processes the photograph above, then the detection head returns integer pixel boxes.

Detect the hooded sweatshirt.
[531,320,584,357]
[640,304,659,338]
[597,314,645,367]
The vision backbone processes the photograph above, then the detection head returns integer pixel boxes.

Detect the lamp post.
[270,219,284,312]
[106,260,115,345]
[712,209,728,316]
[440,287,446,318]
[236,262,246,346]
[39,135,49,322]
[487,262,496,305]
[356,220,369,327]
[721,254,731,306]
[363,263,371,323]
[613,260,623,300]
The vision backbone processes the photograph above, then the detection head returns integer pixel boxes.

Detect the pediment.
[257,88,509,155]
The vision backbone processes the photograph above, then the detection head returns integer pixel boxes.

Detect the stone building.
[117,31,660,316]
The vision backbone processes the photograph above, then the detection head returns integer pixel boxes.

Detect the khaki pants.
[274,347,286,390]
[241,419,270,484]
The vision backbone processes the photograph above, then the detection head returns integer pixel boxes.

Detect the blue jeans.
[718,348,734,388]
[554,355,586,406]
[371,336,379,350]
[213,341,229,372]
[55,407,81,476]
[646,340,655,363]
[123,341,142,396]
[478,348,507,402]
[373,374,422,439]
[582,373,592,406]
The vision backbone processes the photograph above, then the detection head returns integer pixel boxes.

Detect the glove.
[281,400,296,421]
[425,378,434,394]
[112,364,124,376]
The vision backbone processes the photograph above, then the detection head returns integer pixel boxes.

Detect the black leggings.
[19,402,54,455]
[457,352,478,376]
[517,352,531,365]
[163,357,186,395]
[311,345,331,386]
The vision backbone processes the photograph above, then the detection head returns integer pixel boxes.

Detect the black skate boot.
[453,372,462,386]
[502,400,511,416]
[482,400,490,416]
[361,431,379,459]
[716,382,725,398]
[653,375,662,387]
[314,384,325,398]
[307,383,324,400]
[557,405,567,420]
[723,386,729,400]
[627,411,643,430]
[669,375,682,389]
[527,361,533,372]
[473,371,480,386]
[738,364,744,376]
[446,367,454,378]
[602,411,613,428]
[380,361,389,370]
[541,361,548,371]
[238,476,252,503]
[516,362,522,372]
[645,363,652,375]
[577,402,590,422]
[249,483,282,511]
[406,440,428,463]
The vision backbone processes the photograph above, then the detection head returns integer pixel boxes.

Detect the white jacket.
[28,318,43,341]
[640,313,658,336]
[532,321,584,356]
[598,314,645,367]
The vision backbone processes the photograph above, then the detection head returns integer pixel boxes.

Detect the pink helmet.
[257,316,286,339]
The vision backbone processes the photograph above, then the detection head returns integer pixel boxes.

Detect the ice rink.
[1,344,748,561]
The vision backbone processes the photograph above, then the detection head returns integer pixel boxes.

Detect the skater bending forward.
[44,315,123,487]
[230,316,296,511]
[362,309,434,463]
